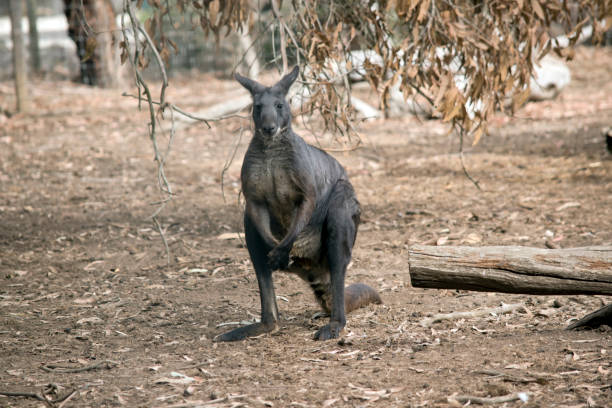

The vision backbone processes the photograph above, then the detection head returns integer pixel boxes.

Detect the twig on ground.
[448,392,531,405]
[41,388,55,407]
[57,390,78,408]
[0,387,77,407]
[41,360,118,373]
[474,369,550,384]
[0,390,47,402]
[162,393,248,408]
[420,303,525,327]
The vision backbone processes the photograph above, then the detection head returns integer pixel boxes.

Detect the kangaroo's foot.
[314,321,344,341]
[214,322,276,342]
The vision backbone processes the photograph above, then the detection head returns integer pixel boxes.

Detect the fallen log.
[408,245,612,296]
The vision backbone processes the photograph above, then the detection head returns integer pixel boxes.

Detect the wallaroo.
[214,66,382,342]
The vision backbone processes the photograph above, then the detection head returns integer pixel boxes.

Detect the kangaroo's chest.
[246,158,322,259]
[244,156,301,228]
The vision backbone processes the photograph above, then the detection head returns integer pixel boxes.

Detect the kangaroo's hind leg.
[291,261,333,315]
[214,213,279,342]
[314,180,361,340]
[294,262,381,319]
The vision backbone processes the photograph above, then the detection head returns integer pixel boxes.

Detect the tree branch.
[270,0,288,73]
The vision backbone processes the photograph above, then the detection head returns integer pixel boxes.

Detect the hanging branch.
[221,127,246,203]
[122,0,609,148]
[118,0,254,263]
[121,0,174,264]
[270,0,288,73]
[121,93,212,126]
[455,123,482,191]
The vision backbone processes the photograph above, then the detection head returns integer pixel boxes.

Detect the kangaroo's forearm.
[277,198,315,250]
[246,201,279,248]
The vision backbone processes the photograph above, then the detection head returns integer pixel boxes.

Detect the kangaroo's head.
[235,66,299,140]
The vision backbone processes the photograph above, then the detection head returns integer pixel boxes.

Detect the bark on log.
[408,245,612,295]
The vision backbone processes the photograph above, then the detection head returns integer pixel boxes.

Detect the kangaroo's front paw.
[268,246,290,270]
[314,322,344,341]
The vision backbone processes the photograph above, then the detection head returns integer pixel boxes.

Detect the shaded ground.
[1,46,611,407]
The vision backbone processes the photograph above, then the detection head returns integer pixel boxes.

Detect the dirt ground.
[1,46,611,408]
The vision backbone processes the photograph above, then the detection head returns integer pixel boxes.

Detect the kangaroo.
[215,66,381,342]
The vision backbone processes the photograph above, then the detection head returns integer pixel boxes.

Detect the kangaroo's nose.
[262,126,277,135]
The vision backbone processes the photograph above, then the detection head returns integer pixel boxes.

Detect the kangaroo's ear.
[235,72,266,95]
[272,66,299,95]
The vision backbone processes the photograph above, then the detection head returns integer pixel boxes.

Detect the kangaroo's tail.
[344,283,382,313]
[309,280,382,314]
[294,263,382,314]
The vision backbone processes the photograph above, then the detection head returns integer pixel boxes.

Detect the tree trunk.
[64,0,121,87]
[408,245,612,295]
[9,0,30,113]
[91,0,120,88]
[238,31,260,78]
[26,0,40,74]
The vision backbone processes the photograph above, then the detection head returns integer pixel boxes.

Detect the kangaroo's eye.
[275,103,283,110]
